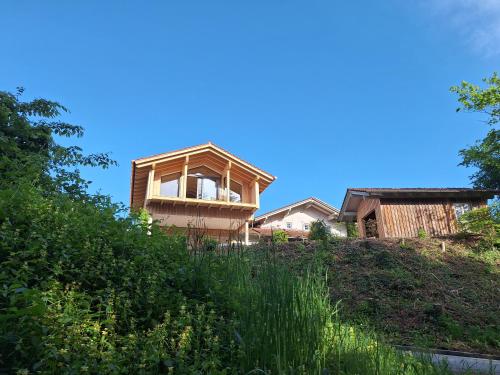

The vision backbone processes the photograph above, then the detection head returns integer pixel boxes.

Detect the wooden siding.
[356,198,385,238]
[379,198,485,238]
[146,202,251,231]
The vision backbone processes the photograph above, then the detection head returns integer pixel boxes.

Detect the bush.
[418,228,427,239]
[272,229,288,244]
[346,222,359,238]
[458,206,499,250]
[202,236,218,251]
[308,219,330,242]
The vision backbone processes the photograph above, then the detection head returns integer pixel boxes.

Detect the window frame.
[159,172,181,197]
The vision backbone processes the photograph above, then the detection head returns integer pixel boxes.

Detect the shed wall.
[379,198,485,238]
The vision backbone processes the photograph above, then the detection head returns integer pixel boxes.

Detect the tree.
[0,88,116,196]
[450,73,500,189]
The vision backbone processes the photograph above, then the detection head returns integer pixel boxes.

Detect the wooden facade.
[339,188,497,239]
[130,142,276,244]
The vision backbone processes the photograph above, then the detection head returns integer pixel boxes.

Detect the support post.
[254,179,260,208]
[147,165,155,199]
[244,221,249,246]
[181,156,189,199]
[225,161,232,202]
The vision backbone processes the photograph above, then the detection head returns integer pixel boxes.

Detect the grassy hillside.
[269,237,500,356]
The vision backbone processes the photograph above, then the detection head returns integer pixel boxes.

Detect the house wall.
[147,202,251,231]
[379,198,486,238]
[260,206,347,237]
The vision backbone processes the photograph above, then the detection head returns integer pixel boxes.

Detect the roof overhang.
[338,188,500,221]
[133,142,276,182]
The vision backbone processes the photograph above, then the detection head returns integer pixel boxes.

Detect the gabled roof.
[133,142,276,181]
[338,187,499,221]
[254,197,339,223]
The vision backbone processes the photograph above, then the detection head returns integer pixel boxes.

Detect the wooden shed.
[338,188,498,238]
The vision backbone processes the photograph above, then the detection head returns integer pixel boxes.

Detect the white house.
[252,197,347,240]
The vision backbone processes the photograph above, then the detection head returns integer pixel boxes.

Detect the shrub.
[272,229,288,244]
[458,206,499,250]
[346,222,359,238]
[202,236,218,251]
[308,219,330,242]
[417,228,427,239]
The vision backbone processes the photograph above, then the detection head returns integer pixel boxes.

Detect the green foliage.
[451,73,500,189]
[308,219,330,241]
[458,206,499,251]
[202,236,218,251]
[0,88,116,197]
[272,229,288,244]
[346,222,359,238]
[417,228,427,239]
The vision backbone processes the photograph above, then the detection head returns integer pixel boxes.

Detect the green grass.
[265,238,500,357]
[192,246,454,374]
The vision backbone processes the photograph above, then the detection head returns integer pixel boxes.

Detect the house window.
[286,222,292,229]
[453,203,471,219]
[197,177,219,200]
[160,173,180,197]
[303,223,310,231]
[227,178,242,203]
[186,166,221,201]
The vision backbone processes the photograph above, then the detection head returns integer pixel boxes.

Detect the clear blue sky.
[2,1,498,213]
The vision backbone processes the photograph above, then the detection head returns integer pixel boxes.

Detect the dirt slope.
[271,238,500,355]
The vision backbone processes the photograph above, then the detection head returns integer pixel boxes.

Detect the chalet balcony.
[144,162,260,212]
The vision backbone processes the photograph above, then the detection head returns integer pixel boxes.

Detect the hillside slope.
[271,238,500,355]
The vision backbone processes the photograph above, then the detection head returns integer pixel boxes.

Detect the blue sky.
[1,1,498,213]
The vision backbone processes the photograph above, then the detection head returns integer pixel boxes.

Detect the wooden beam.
[147,167,155,200]
[180,156,189,199]
[225,161,232,202]
[244,221,249,245]
[254,178,260,209]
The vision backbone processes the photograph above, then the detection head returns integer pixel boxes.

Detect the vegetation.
[272,238,500,356]
[1,89,458,374]
[417,228,427,239]
[308,219,330,242]
[451,72,499,189]
[458,205,500,251]
[272,229,288,244]
[346,222,359,238]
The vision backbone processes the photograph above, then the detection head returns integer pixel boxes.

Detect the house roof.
[133,142,276,181]
[338,187,500,221]
[130,142,276,209]
[254,197,339,224]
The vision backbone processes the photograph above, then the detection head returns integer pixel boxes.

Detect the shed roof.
[338,187,499,221]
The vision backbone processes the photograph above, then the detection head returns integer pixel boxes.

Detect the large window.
[160,173,180,197]
[197,177,219,200]
[186,166,221,201]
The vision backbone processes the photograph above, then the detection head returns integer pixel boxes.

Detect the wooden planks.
[378,198,486,238]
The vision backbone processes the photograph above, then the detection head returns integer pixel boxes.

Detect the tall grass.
[193,245,454,374]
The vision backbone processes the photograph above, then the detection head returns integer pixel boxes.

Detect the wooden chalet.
[338,188,498,238]
[130,142,276,243]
